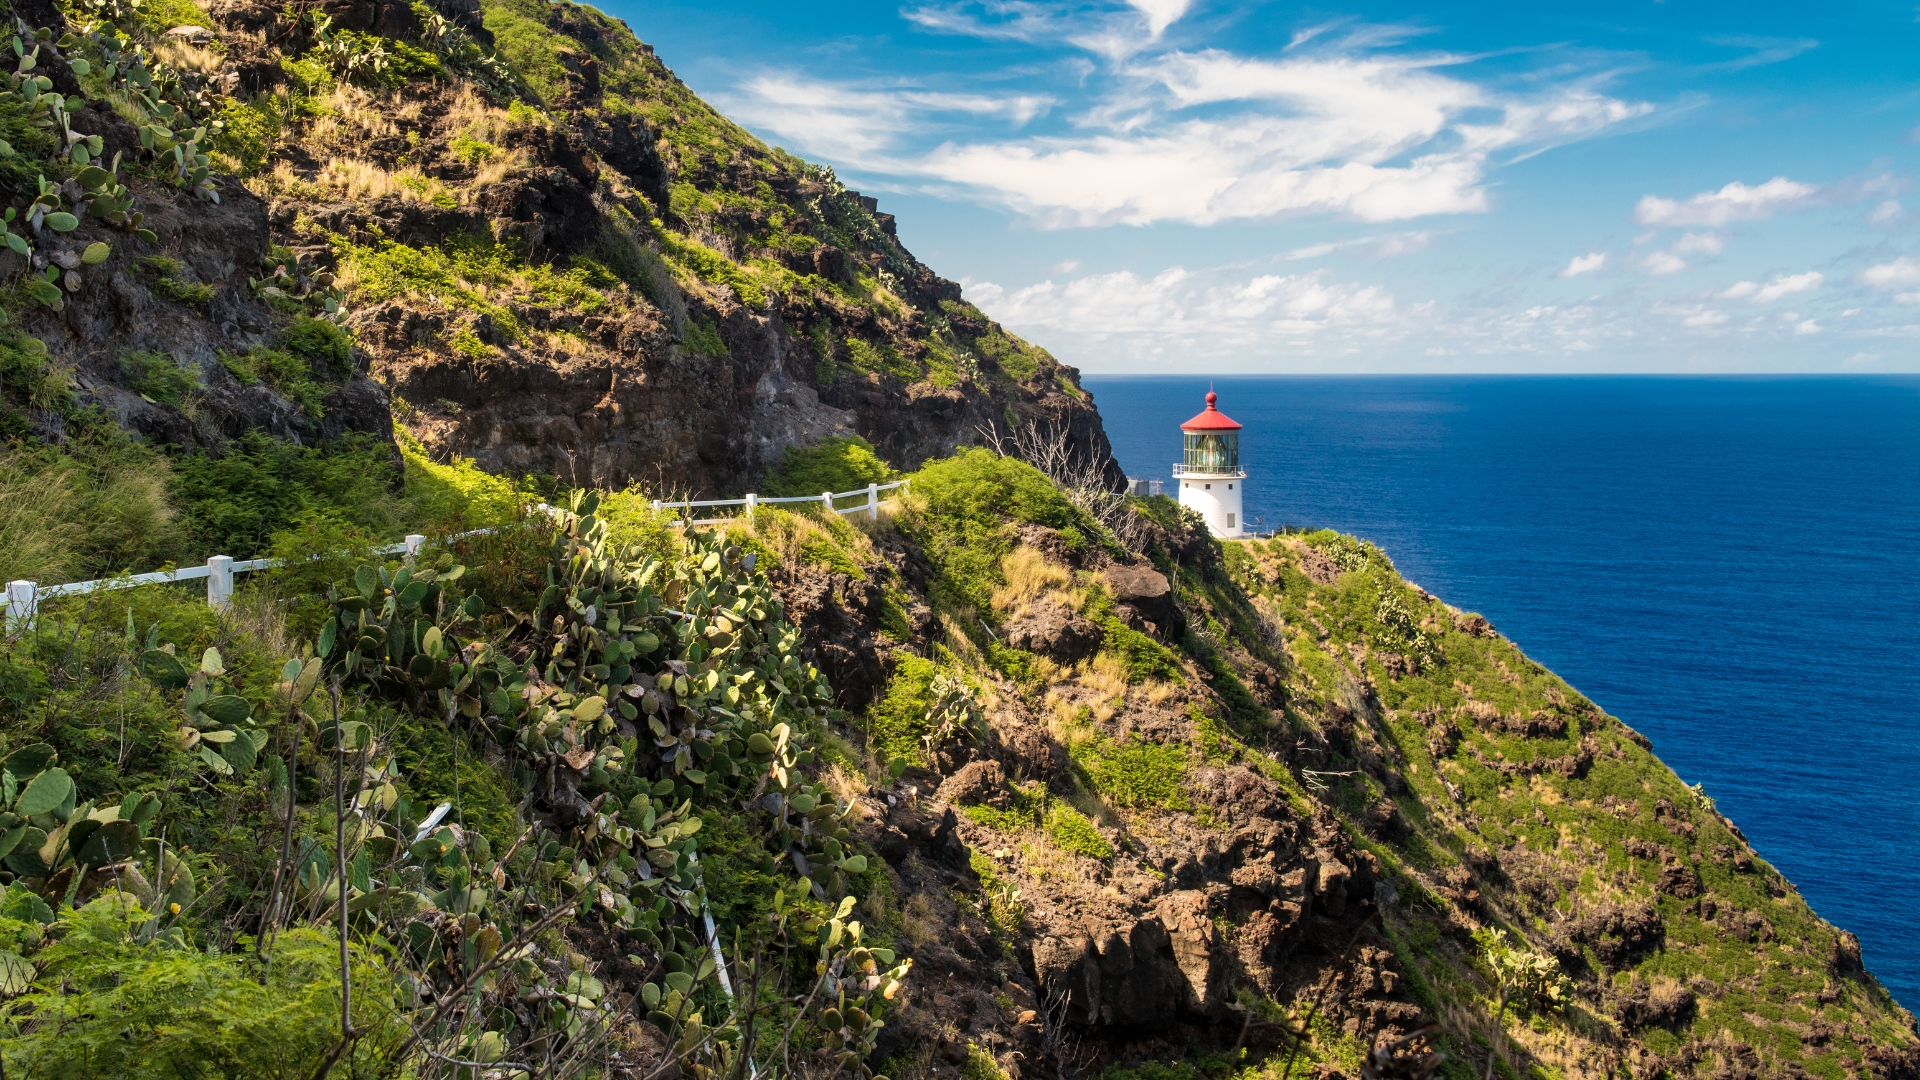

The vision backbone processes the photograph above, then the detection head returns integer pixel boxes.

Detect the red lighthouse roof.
[1180,391,1242,431]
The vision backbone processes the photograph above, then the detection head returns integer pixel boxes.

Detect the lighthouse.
[1175,391,1246,538]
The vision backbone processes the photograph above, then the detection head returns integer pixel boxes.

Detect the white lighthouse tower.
[1175,390,1246,538]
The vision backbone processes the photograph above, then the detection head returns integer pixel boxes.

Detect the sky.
[601,0,1920,372]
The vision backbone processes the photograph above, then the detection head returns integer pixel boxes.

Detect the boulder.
[936,760,1006,807]
[1004,601,1101,664]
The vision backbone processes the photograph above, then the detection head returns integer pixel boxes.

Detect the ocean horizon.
[1087,374,1920,1008]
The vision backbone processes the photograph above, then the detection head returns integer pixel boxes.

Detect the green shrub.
[866,654,941,762]
[173,431,402,558]
[119,350,201,405]
[900,449,1082,612]
[1073,736,1192,812]
[762,435,895,498]
[278,315,354,377]
[683,318,727,356]
[0,330,70,418]
[137,256,216,308]
[1046,804,1113,859]
[1,898,404,1079]
[212,97,283,175]
[220,346,326,416]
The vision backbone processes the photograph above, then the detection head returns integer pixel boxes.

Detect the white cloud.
[735,32,1650,229]
[1671,232,1724,256]
[1861,256,1920,289]
[967,264,1402,341]
[1795,319,1822,334]
[1682,309,1729,327]
[1283,231,1434,260]
[1871,200,1902,225]
[1720,271,1823,302]
[1642,251,1689,275]
[1049,259,1082,274]
[1897,292,1920,304]
[1557,252,1607,277]
[1634,177,1818,226]
[1127,0,1190,36]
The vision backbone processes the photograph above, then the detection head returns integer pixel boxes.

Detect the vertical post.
[821,490,833,514]
[404,534,426,560]
[744,493,757,519]
[651,499,661,513]
[867,482,879,520]
[5,580,36,635]
[207,555,234,610]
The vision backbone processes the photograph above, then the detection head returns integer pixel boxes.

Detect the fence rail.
[3,479,909,633]
[650,479,908,526]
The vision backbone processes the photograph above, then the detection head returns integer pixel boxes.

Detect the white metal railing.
[651,479,908,527]
[1170,462,1246,478]
[3,480,910,633]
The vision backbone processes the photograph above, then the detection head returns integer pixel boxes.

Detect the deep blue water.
[1087,376,1920,1008]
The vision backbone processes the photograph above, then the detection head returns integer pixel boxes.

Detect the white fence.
[654,479,908,527]
[3,479,909,633]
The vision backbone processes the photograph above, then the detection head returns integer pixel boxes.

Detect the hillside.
[0,0,1112,592]
[2,441,1915,1079]
[0,0,1915,1077]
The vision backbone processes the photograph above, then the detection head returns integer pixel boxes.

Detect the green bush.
[278,315,354,378]
[900,449,1083,612]
[220,345,326,416]
[866,654,940,763]
[1073,736,1192,812]
[119,350,201,405]
[762,435,895,498]
[1,898,404,1079]
[1045,804,1113,859]
[173,432,402,557]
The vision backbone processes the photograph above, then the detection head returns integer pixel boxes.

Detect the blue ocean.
[1087,376,1920,1008]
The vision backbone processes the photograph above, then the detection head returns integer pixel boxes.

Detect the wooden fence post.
[207,555,234,610]
[745,493,757,518]
[404,534,426,560]
[4,580,35,634]
[866,482,879,520]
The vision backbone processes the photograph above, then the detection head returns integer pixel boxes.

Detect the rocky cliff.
[4,0,1112,498]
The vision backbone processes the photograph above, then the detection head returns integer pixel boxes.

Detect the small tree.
[1474,927,1569,1080]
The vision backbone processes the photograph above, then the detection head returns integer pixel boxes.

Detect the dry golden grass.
[152,39,223,74]
[822,762,869,810]
[305,86,401,151]
[991,545,1070,617]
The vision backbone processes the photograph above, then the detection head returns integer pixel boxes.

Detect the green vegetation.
[136,256,215,308]
[1072,735,1192,812]
[119,350,200,405]
[898,448,1088,612]
[762,435,896,497]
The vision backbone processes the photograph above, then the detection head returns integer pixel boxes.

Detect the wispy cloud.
[1283,231,1435,260]
[737,39,1650,228]
[1635,177,1818,226]
[1701,35,1819,72]
[1557,252,1606,277]
[1719,270,1823,302]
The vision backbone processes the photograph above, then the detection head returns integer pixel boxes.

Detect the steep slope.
[722,457,1920,1080]
[225,0,1112,492]
[0,0,1112,562]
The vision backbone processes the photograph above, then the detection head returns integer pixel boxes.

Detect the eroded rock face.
[20,178,393,457]
[1003,600,1102,664]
